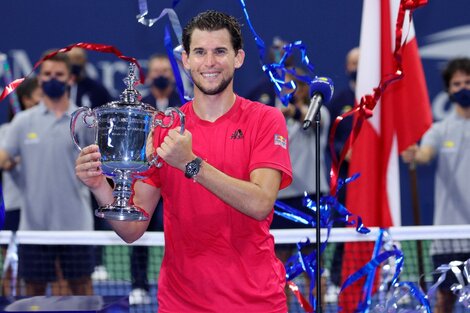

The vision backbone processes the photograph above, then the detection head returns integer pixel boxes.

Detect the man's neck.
[151,86,172,101]
[349,80,356,92]
[44,95,70,118]
[192,89,236,122]
[455,105,470,119]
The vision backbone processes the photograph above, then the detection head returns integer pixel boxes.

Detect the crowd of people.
[0,9,468,312]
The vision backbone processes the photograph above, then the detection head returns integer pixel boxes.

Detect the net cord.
[0,225,469,246]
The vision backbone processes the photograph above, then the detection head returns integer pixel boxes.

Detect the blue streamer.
[135,0,192,102]
[360,229,385,312]
[261,42,318,106]
[136,0,181,27]
[274,200,314,226]
[274,173,371,312]
[164,25,187,104]
[238,0,265,61]
[391,282,431,313]
[341,248,403,292]
[339,230,405,313]
[238,0,325,107]
[0,182,5,230]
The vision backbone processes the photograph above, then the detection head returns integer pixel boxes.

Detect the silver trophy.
[70,63,185,221]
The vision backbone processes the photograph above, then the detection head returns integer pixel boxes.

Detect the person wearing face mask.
[127,53,183,305]
[272,71,330,309]
[326,47,359,185]
[245,36,296,108]
[323,47,359,301]
[0,51,95,297]
[401,57,470,313]
[141,53,182,112]
[66,47,113,109]
[66,47,114,283]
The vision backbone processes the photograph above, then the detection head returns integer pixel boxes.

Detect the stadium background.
[0,0,469,226]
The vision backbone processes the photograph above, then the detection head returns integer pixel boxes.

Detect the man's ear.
[182,51,190,71]
[66,73,74,86]
[234,49,245,69]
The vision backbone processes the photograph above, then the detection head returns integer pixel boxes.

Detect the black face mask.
[450,88,470,108]
[71,64,85,78]
[42,78,67,99]
[348,70,357,82]
[152,76,170,91]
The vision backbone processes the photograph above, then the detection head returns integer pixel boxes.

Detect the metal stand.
[408,163,426,291]
[314,110,323,313]
[95,170,149,221]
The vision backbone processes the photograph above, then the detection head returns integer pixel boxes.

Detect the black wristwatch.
[184,157,203,179]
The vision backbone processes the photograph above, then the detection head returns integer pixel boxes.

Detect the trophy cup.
[70,63,185,221]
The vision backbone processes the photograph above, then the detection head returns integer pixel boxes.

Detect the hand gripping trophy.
[70,63,185,221]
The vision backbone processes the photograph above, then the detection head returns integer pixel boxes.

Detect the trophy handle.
[70,106,97,151]
[149,107,186,168]
[154,107,185,133]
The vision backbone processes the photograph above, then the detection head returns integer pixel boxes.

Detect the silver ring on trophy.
[70,63,185,221]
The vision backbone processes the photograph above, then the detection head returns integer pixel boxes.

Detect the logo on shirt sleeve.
[274,134,287,149]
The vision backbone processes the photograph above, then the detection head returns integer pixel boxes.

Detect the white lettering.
[10,50,33,78]
[431,91,453,121]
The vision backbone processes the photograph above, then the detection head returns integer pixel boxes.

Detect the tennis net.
[0,225,469,312]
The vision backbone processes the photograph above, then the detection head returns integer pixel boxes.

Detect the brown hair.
[182,10,243,54]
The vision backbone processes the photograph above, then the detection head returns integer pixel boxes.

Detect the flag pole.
[408,162,426,291]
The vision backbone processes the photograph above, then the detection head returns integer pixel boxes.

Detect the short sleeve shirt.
[422,113,470,254]
[145,95,292,313]
[3,102,93,231]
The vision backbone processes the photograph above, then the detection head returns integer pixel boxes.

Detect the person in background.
[75,10,292,312]
[326,47,359,195]
[141,53,182,111]
[273,71,331,230]
[273,71,330,307]
[67,47,113,108]
[0,51,94,296]
[66,47,114,281]
[325,47,359,300]
[245,36,295,108]
[129,53,182,306]
[401,57,470,313]
[0,77,42,296]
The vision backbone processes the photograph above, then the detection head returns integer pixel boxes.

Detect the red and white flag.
[339,0,432,310]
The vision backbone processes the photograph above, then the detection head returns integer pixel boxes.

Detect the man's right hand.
[401,144,419,164]
[75,144,106,190]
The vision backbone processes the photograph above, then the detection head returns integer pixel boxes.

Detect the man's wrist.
[184,156,203,180]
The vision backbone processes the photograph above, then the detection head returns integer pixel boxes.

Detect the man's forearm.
[195,161,281,221]
[89,176,115,207]
[94,179,161,244]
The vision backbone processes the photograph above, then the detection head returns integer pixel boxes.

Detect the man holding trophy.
[76,10,293,312]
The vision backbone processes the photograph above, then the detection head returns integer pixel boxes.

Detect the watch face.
[185,157,201,178]
[187,163,198,176]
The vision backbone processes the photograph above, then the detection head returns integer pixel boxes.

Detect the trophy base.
[95,205,149,221]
